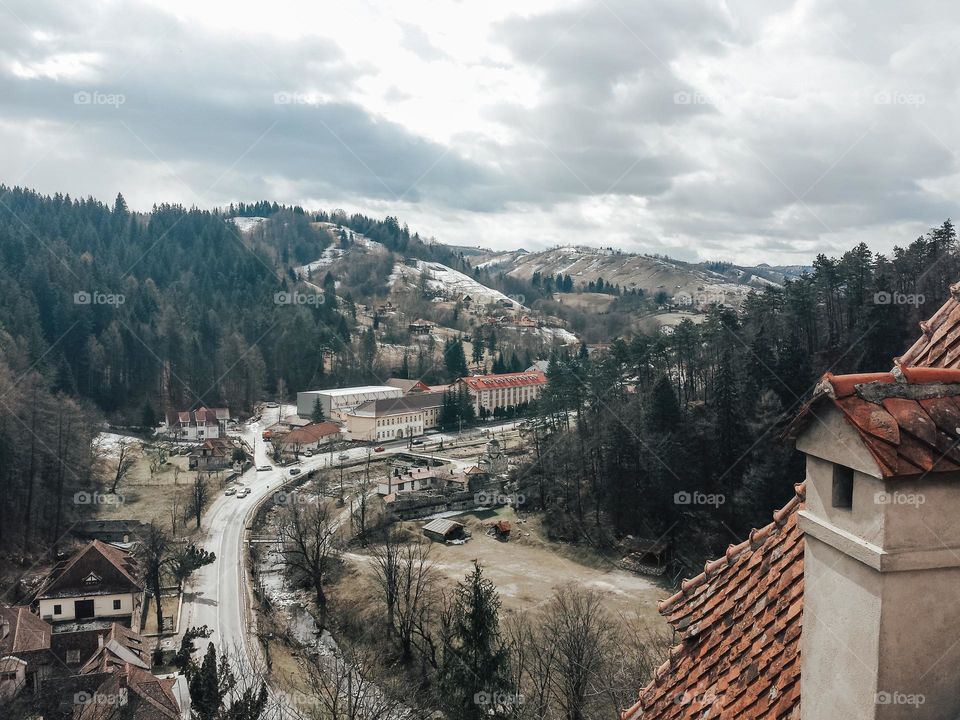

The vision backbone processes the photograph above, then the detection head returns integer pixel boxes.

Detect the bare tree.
[277,499,341,629]
[189,475,210,529]
[371,535,434,662]
[293,646,409,720]
[140,522,171,635]
[169,491,183,538]
[542,586,615,720]
[110,438,137,493]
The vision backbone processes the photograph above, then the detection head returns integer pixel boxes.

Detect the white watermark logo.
[74,491,125,506]
[74,290,125,306]
[873,291,924,307]
[274,291,325,306]
[874,91,925,106]
[876,691,925,707]
[874,491,925,508]
[74,90,125,108]
[674,490,725,507]
[473,691,524,709]
[475,490,525,507]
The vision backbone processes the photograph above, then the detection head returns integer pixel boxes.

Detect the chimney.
[793,369,960,719]
[0,615,9,642]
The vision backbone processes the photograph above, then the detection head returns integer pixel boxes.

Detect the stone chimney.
[793,368,960,719]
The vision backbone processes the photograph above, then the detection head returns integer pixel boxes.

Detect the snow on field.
[229,216,268,233]
[390,259,528,310]
[94,432,141,459]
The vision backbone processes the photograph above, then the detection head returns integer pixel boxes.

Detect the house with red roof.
[0,604,54,698]
[34,541,143,629]
[625,288,960,720]
[163,406,229,441]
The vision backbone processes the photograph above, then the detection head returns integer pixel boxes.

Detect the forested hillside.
[519,221,960,570]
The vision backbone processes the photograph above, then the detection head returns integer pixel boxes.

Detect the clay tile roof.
[623,484,805,720]
[0,605,51,654]
[35,540,142,599]
[896,283,960,369]
[787,367,960,477]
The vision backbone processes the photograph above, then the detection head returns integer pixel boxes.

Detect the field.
[342,506,666,633]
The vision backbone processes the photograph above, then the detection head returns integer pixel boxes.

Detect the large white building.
[297,385,402,419]
[344,392,445,442]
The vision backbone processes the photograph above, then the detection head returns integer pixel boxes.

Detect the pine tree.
[311,396,325,423]
[441,562,512,720]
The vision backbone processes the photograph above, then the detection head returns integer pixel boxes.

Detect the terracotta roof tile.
[624,484,805,720]
[896,284,960,369]
[788,368,960,477]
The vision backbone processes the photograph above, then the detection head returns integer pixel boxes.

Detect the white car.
[236,488,251,498]
[303,450,314,457]
[224,487,236,496]
[257,465,272,472]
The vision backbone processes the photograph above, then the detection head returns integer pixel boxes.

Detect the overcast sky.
[2,0,959,263]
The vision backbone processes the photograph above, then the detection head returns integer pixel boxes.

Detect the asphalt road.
[173,407,521,714]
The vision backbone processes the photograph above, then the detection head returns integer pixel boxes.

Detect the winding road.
[172,406,520,714]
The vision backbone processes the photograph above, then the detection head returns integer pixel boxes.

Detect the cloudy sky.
[2,0,959,263]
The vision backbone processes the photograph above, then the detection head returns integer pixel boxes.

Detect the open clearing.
[345,507,666,633]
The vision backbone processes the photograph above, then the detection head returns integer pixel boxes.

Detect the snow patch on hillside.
[229,216,268,233]
[295,224,386,279]
[390,260,527,310]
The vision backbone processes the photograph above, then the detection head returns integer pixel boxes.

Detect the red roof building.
[458,371,547,414]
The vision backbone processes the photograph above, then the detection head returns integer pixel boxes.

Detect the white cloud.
[0,0,959,264]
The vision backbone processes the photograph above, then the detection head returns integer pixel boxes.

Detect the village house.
[273,421,342,458]
[33,541,143,628]
[0,605,53,699]
[163,406,229,441]
[377,466,439,495]
[188,437,237,471]
[458,370,547,416]
[625,286,960,720]
[408,318,434,336]
[344,392,445,441]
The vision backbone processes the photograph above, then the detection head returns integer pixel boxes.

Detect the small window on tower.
[832,465,854,510]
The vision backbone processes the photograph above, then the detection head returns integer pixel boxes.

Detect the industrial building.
[297,385,402,419]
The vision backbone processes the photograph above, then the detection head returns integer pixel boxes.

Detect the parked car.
[264,401,279,408]
[303,449,314,457]
[257,465,272,471]
[338,453,350,461]
[236,488,251,498]
[410,439,424,446]
[374,446,385,453]
[289,468,302,476]
[224,487,236,496]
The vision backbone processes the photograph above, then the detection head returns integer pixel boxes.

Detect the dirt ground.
[93,438,210,531]
[346,507,667,633]
[142,594,181,635]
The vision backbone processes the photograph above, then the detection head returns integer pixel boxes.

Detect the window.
[82,572,101,586]
[113,599,122,610]
[832,465,854,509]
[53,604,62,615]
[66,650,81,665]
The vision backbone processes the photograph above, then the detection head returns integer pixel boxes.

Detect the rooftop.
[788,366,960,477]
[460,370,547,390]
[305,385,400,397]
[623,484,805,720]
